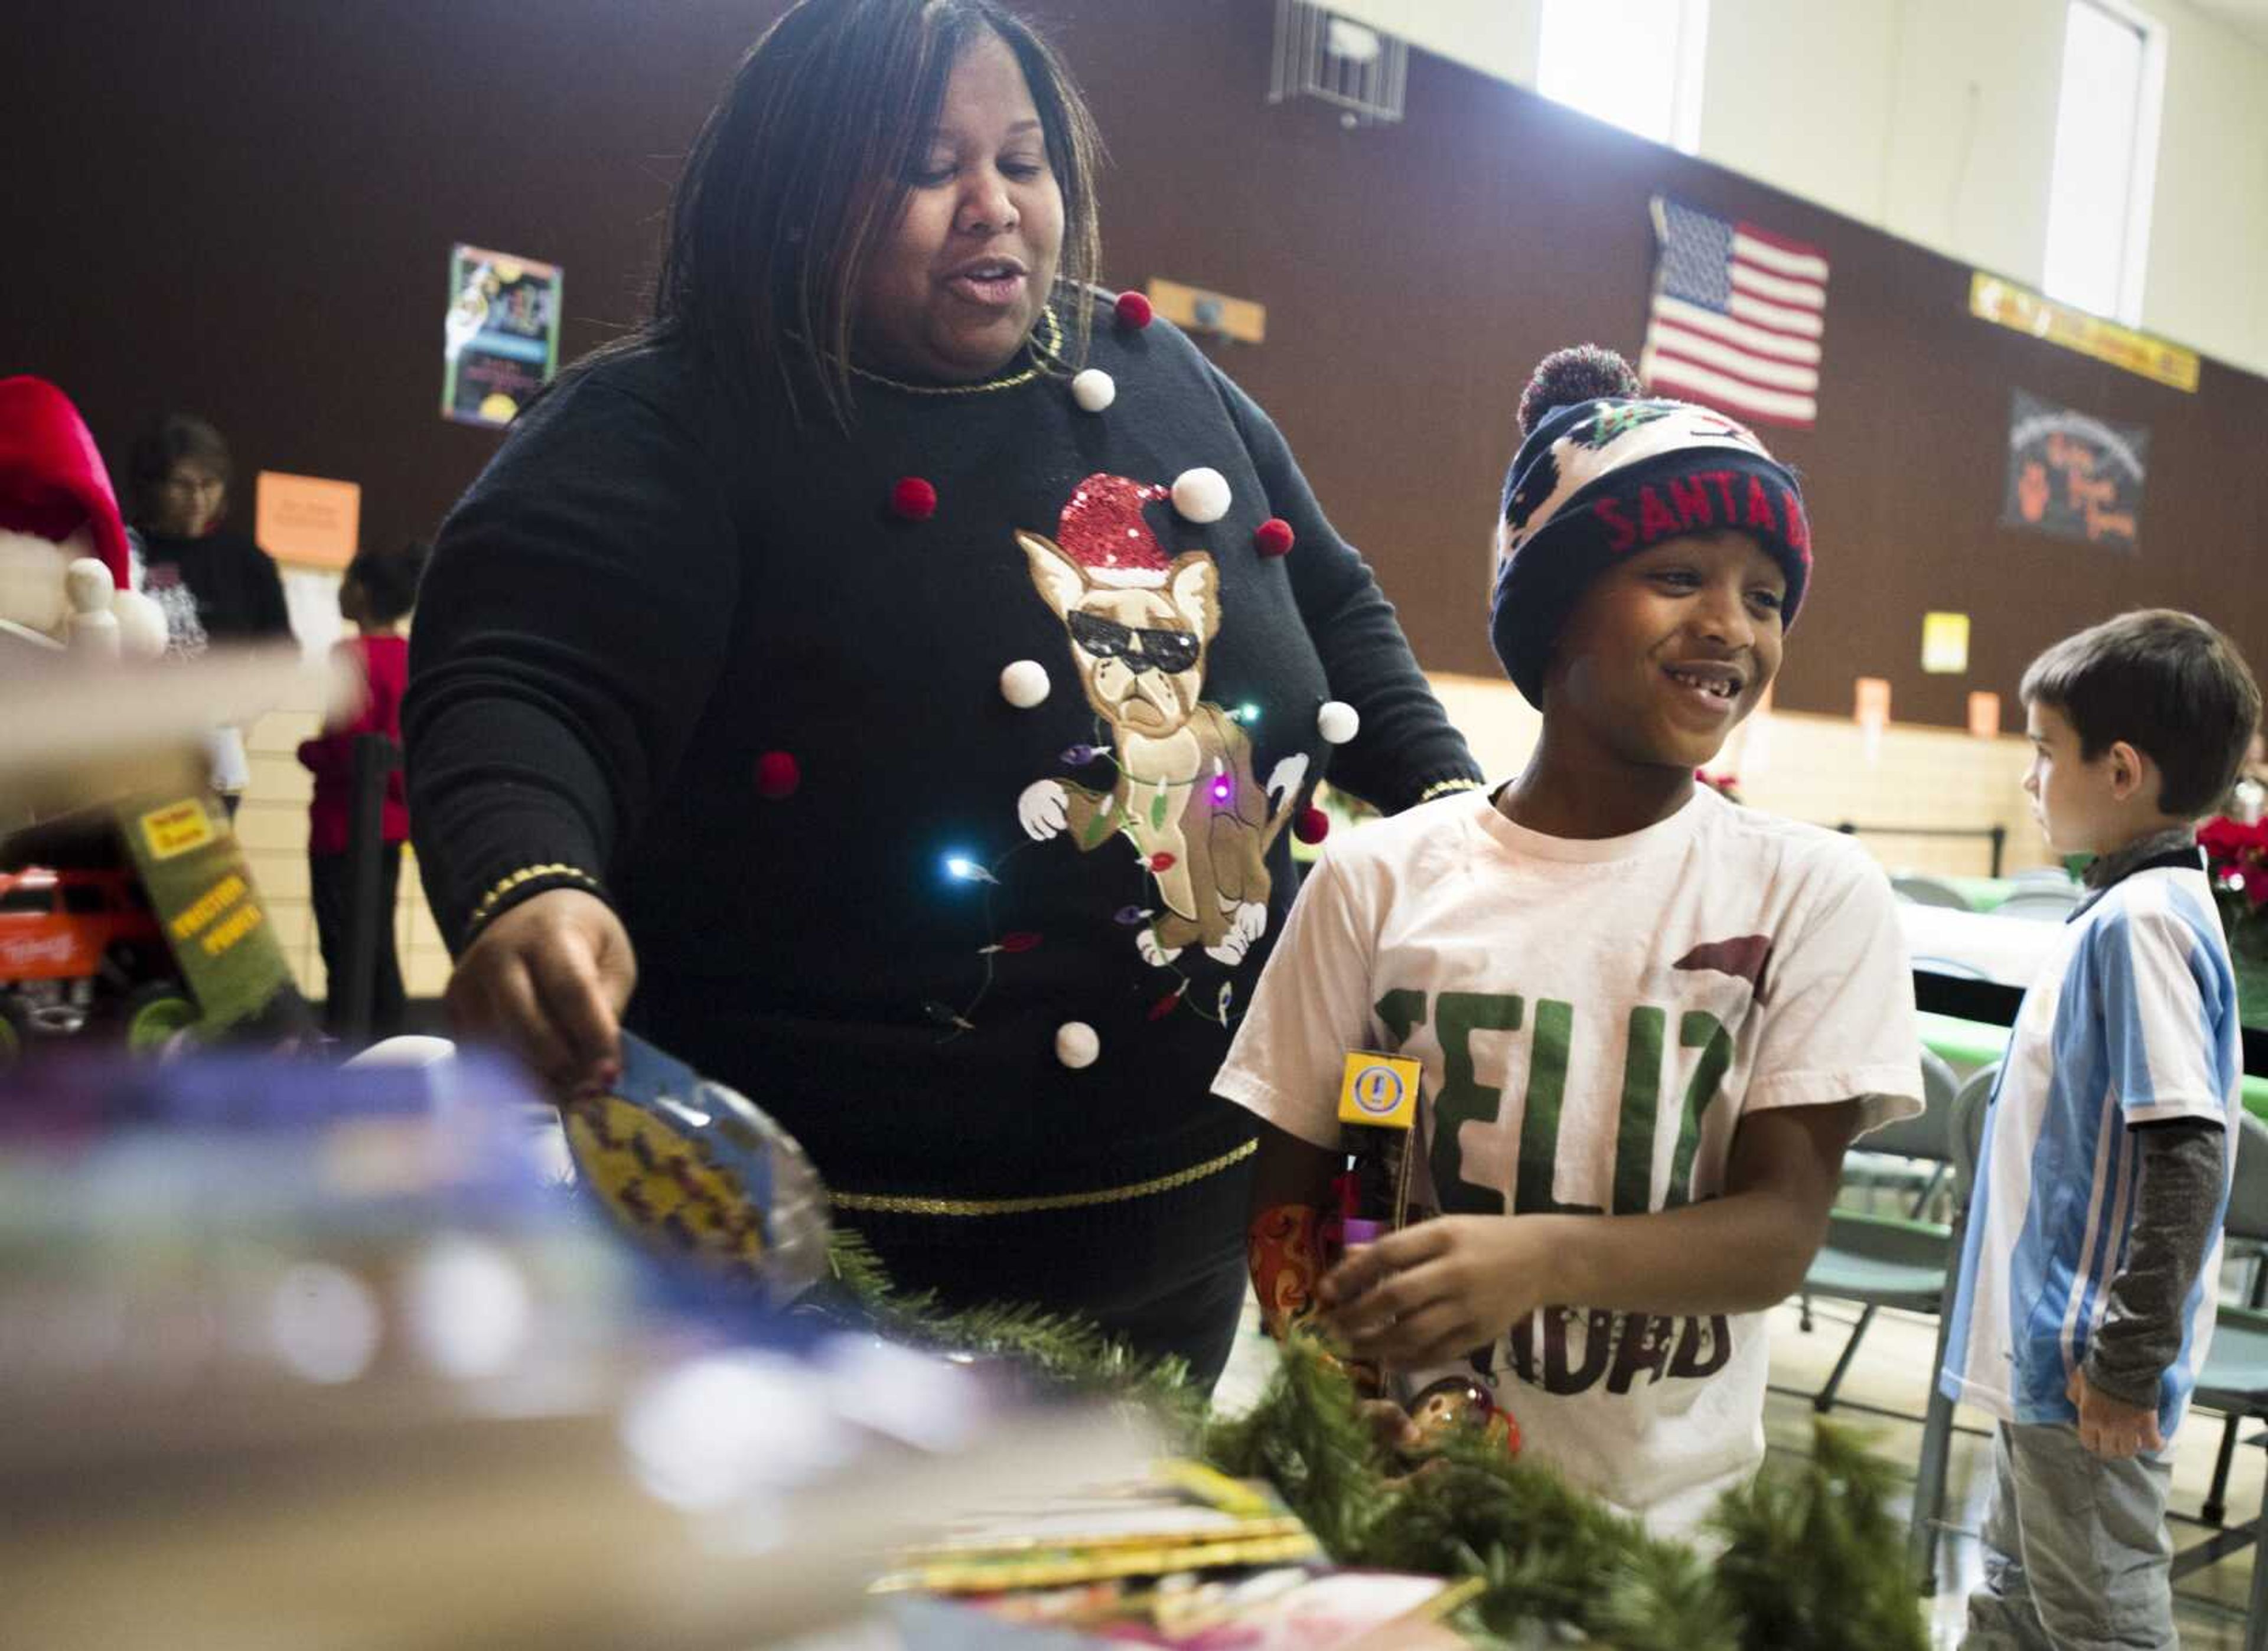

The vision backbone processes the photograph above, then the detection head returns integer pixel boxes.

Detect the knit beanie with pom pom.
[1489,344,1811,706]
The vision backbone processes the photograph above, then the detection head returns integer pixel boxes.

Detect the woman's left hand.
[1317,1216,1553,1366]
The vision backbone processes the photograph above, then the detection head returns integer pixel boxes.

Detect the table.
[1898,903,2063,988]
[1920,1008,2268,1123]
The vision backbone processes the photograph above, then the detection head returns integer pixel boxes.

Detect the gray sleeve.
[2083,1118,2228,1408]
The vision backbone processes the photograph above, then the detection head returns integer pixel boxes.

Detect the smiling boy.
[1214,347,1922,1530]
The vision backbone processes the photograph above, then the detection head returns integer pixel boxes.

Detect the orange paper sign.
[1968,691,2002,738]
[254,471,361,569]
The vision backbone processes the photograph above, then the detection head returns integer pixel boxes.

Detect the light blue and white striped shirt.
[1941,862,2240,1437]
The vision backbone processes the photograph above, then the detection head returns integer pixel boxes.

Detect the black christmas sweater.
[406,297,1482,1203]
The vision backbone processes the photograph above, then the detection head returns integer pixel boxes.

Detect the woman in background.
[125,413,294,814]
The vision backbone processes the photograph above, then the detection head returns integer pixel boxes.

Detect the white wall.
[1325,0,1542,84]
[1326,0,2268,377]
[1871,0,2064,287]
[1696,0,1904,234]
[2143,0,2268,366]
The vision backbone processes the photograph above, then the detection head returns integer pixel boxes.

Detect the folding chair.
[1907,1061,1997,1591]
[1996,886,2084,921]
[1800,1047,1957,1368]
[1790,1055,1992,1591]
[2173,1111,2268,1650]
[1911,955,1993,981]
[1893,873,1970,910]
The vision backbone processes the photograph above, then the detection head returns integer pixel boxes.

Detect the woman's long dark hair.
[643,0,1104,424]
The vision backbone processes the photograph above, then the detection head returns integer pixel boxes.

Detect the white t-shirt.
[1214,786,1922,1523]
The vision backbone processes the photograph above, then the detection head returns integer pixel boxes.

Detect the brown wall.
[12,0,2263,725]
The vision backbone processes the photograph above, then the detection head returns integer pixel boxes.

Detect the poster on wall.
[1920,612,1970,674]
[253,471,360,569]
[442,244,562,428]
[1969,272,2198,392]
[2001,390,2148,553]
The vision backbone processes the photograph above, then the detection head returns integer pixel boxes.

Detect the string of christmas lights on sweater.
[754,292,1355,1072]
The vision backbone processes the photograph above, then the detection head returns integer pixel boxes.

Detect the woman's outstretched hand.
[445,888,637,1097]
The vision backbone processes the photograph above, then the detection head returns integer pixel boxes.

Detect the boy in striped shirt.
[1943,611,2260,1650]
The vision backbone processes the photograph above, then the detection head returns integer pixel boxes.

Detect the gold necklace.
[846,305,1064,396]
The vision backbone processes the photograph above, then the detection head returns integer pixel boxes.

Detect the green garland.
[820,1231,1207,1433]
[819,1235,1928,1647]
[1208,1337,1928,1649]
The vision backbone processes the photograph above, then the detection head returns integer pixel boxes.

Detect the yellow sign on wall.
[1969,273,2199,393]
[1921,611,1970,674]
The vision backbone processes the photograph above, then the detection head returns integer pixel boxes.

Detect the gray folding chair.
[1907,1061,1999,1591]
[1893,873,1972,910]
[1911,955,1993,981]
[1803,1047,1958,1366]
[1842,1045,1962,1220]
[2173,1111,2268,1650]
[1996,886,2084,921]
[1793,1056,1992,1592]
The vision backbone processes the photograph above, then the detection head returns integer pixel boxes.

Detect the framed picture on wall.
[441,244,562,429]
[2000,390,2148,553]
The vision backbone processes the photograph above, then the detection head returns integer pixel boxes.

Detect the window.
[1536,0,1709,154]
[2042,0,2163,323]
[0,887,52,915]
[61,886,105,915]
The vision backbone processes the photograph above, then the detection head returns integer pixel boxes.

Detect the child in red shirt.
[299,541,426,1039]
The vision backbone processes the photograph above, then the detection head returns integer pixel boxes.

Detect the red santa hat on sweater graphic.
[1054,474,1179,588]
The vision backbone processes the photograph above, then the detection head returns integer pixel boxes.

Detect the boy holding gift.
[1217,346,1922,1531]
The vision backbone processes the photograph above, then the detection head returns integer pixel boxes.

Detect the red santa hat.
[1054,474,1176,588]
[0,376,133,590]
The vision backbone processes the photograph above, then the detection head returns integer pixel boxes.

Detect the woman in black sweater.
[125,413,292,648]
[124,412,294,815]
[405,0,1480,1386]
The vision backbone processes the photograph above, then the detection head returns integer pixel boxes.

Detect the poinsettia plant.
[2199,814,2268,959]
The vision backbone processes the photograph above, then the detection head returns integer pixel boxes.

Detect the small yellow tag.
[1338,1051,1420,1130]
[139,797,214,861]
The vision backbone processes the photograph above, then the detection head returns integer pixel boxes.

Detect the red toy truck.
[0,864,197,1061]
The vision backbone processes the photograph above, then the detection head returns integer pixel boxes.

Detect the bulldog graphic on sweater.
[1016,474,1306,967]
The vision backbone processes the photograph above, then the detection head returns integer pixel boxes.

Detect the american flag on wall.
[1640,198,1829,430]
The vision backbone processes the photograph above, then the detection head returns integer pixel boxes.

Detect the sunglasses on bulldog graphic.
[1067,611,1202,676]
